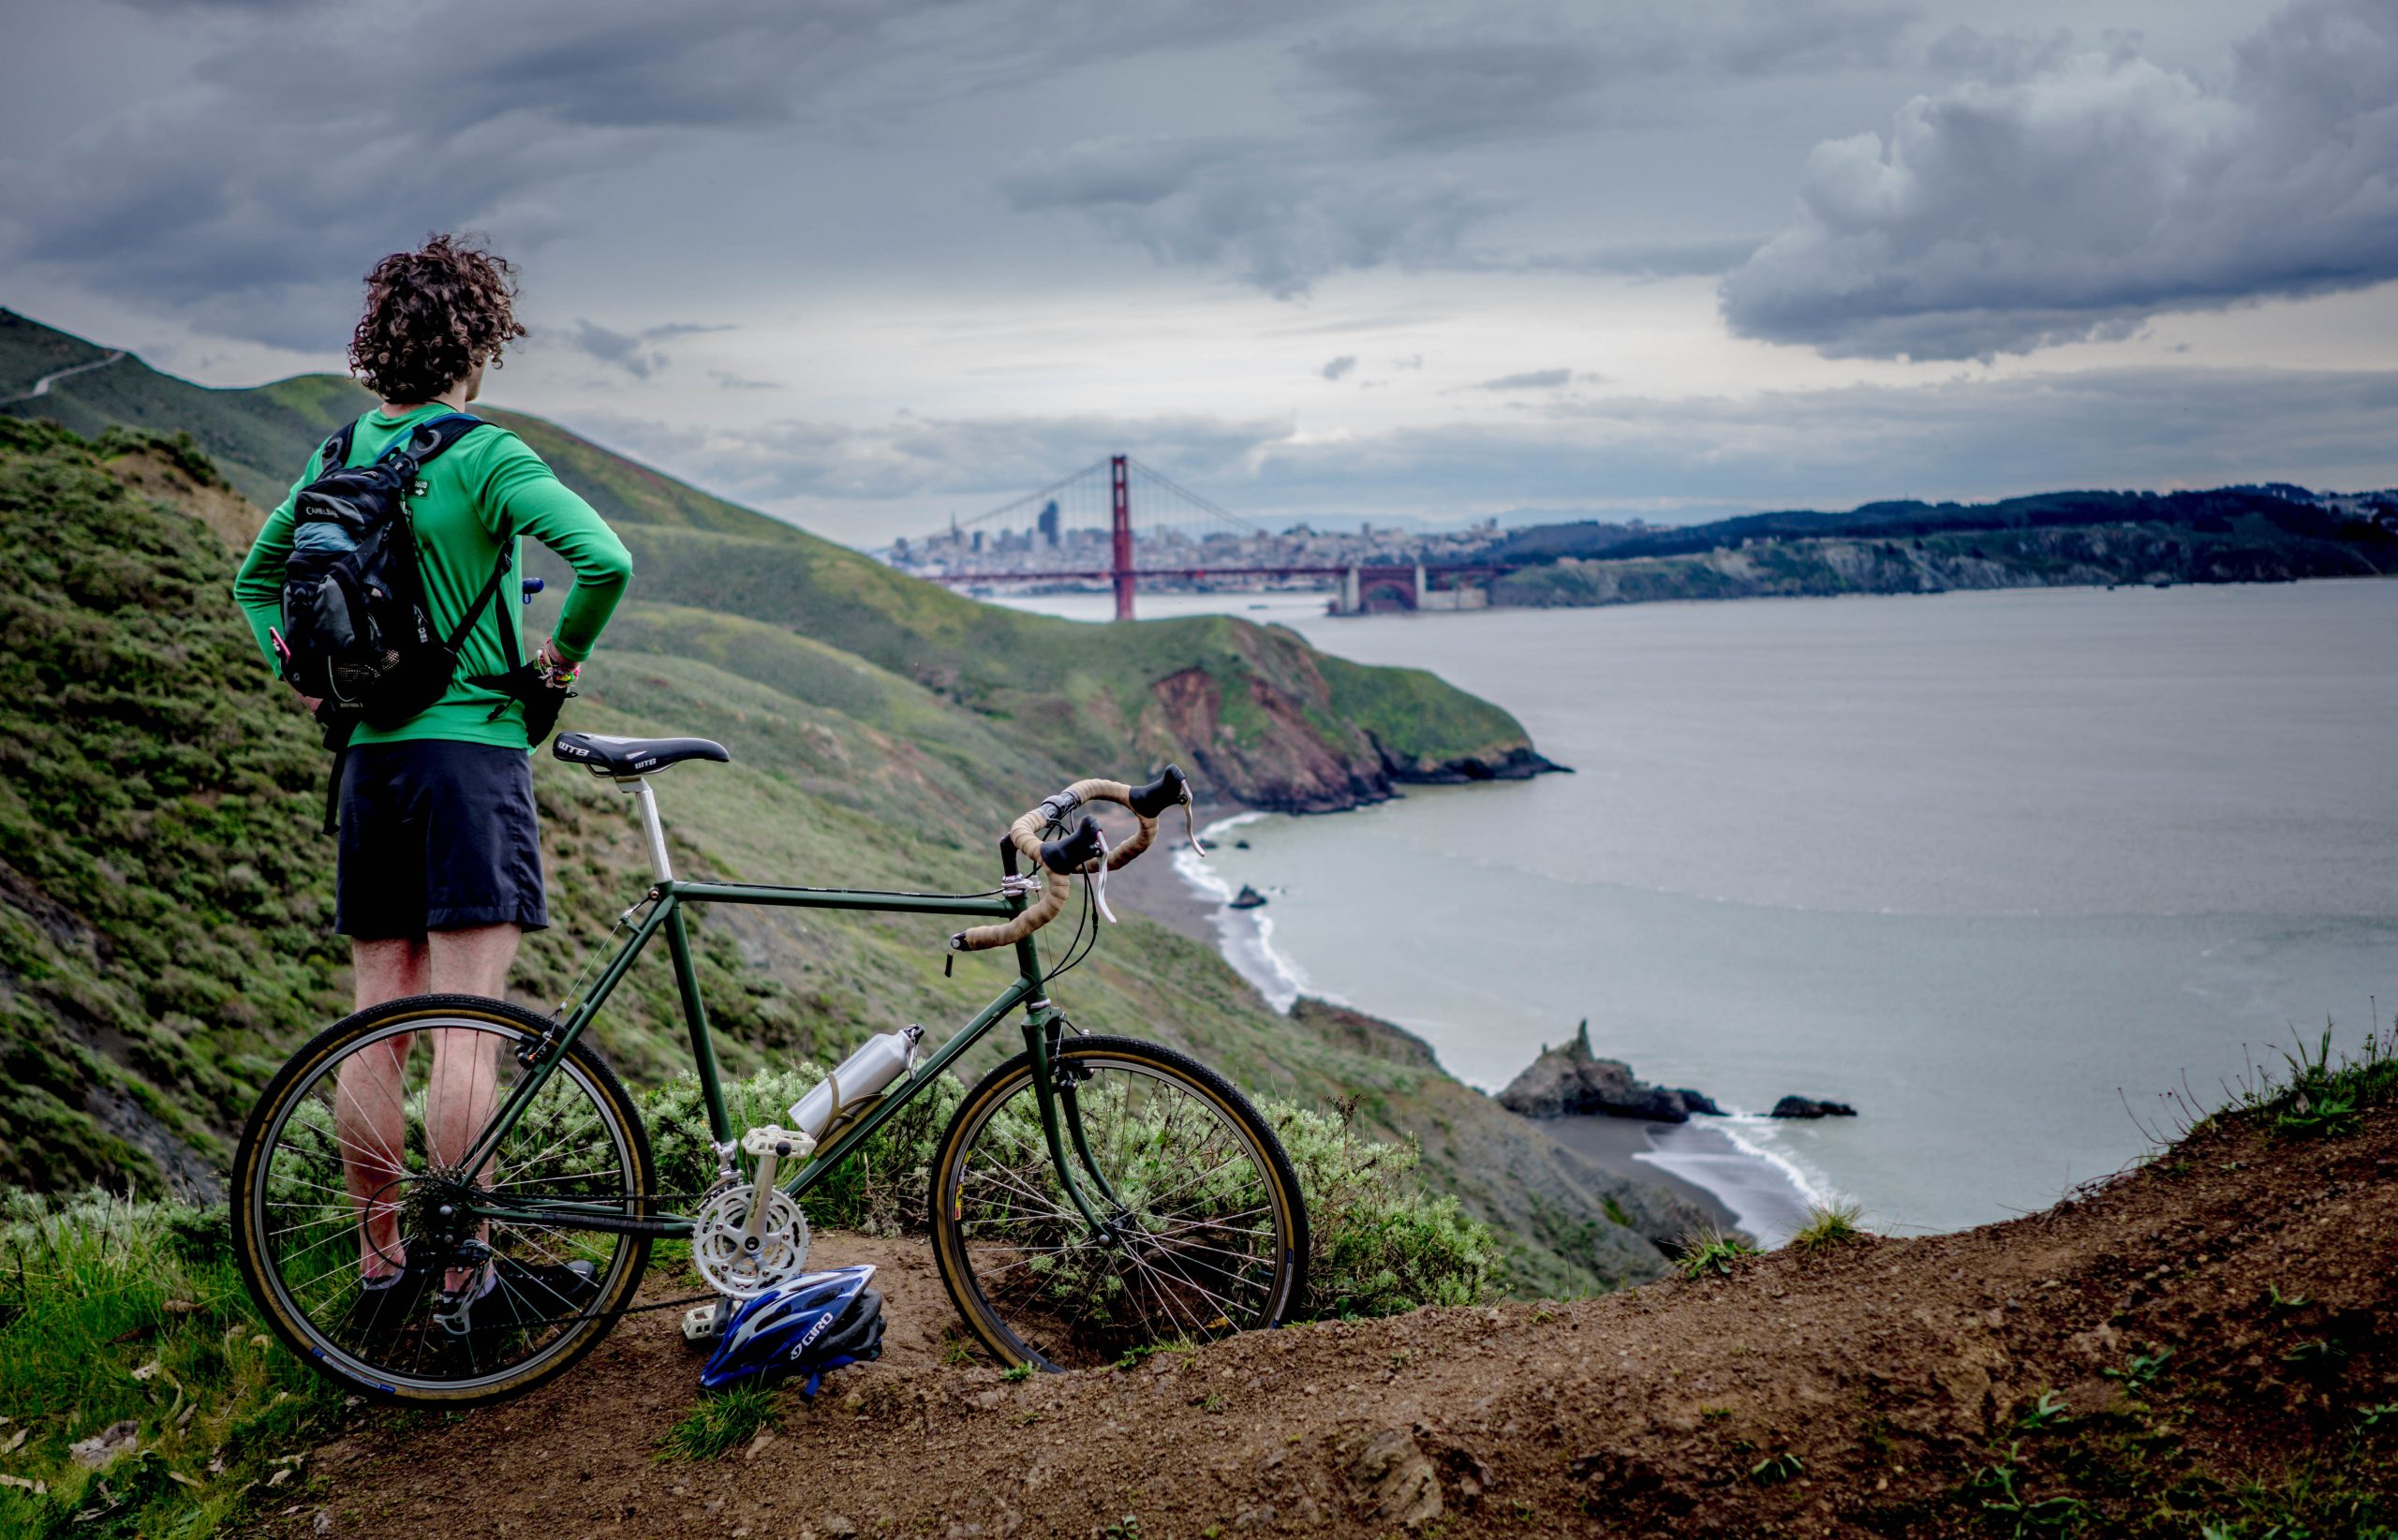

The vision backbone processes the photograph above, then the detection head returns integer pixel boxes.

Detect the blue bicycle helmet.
[700,1265,885,1397]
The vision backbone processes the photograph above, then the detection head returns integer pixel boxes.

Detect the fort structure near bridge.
[884,453,1512,619]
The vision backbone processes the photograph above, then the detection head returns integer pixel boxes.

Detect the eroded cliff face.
[1138,666,1391,813]
[1134,643,1563,814]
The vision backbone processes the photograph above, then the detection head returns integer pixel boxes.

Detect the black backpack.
[275,412,523,830]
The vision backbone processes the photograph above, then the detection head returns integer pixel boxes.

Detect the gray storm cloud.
[0,0,1310,346]
[4,0,933,347]
[1297,2,1914,150]
[1000,137,1492,299]
[1721,0,2398,360]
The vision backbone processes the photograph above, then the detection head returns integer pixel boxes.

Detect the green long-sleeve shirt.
[232,404,634,750]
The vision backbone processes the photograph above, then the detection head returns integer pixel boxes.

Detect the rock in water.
[1769,1095,1858,1118]
[1229,884,1267,910]
[1498,1021,1721,1122]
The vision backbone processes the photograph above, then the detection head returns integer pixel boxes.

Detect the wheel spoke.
[938,1044,1298,1370]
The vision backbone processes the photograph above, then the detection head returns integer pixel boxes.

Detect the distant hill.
[1487,486,2398,607]
[1493,486,2398,567]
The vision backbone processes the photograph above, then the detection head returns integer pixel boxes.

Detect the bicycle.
[229,732,1310,1406]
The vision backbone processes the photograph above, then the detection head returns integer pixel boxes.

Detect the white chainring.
[689,1183,810,1299]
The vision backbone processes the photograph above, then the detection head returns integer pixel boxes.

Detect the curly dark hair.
[348,233,528,404]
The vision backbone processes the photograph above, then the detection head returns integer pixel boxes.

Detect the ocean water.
[998,583,2398,1236]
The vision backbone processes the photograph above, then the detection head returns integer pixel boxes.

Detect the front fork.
[1004,832,1127,1248]
[1023,1010,1129,1246]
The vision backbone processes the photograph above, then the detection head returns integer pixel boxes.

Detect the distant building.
[1038,499,1059,547]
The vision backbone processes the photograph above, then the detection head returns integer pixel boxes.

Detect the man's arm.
[476,437,633,663]
[233,454,320,674]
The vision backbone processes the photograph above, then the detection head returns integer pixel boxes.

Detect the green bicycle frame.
[459,780,1123,1240]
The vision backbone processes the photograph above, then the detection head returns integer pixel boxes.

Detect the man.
[232,233,633,1321]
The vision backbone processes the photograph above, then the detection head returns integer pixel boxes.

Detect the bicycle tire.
[230,993,656,1408]
[930,1034,1308,1370]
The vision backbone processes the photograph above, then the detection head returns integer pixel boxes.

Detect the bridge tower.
[1110,453,1134,621]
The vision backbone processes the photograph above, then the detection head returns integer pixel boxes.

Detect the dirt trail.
[269,1111,2398,1538]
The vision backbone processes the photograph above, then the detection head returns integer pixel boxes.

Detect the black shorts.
[335,739,549,940]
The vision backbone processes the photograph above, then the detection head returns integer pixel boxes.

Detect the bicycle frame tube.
[464,868,1117,1235]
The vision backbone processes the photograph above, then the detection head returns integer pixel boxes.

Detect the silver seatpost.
[624,777,674,882]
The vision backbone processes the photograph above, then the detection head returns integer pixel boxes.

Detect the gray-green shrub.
[1262,1101,1502,1318]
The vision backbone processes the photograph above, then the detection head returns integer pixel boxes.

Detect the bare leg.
[422,924,519,1173]
[425,924,522,1287]
[339,938,429,1278]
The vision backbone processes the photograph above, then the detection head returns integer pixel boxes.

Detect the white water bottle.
[788,1026,924,1139]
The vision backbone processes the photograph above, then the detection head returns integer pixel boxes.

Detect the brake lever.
[1088,826,1117,923]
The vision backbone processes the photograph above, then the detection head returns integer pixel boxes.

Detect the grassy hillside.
[1,308,1551,810]
[0,416,1686,1302]
[0,308,111,397]
[0,312,369,512]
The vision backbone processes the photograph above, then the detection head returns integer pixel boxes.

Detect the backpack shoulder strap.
[445,517,521,658]
[384,411,485,468]
[317,421,358,476]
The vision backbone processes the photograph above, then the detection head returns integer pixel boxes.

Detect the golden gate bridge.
[886,454,1513,620]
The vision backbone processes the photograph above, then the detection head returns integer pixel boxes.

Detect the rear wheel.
[229,994,655,1407]
[929,1034,1308,1370]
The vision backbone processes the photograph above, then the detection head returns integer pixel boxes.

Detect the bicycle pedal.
[682,1302,720,1342]
[739,1125,816,1160]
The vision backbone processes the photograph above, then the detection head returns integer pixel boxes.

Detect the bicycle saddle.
[553,732,732,777]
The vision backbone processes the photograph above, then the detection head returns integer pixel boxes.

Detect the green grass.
[2015,1390,2073,1434]
[1787,1200,1869,1252]
[657,1385,780,1460]
[0,1189,341,1538]
[2100,1345,2173,1389]
[1674,1225,1758,1280]
[2236,1024,2398,1140]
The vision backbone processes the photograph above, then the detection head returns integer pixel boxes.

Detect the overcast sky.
[6,0,2395,542]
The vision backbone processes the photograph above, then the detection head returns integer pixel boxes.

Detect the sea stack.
[1497,1020,1722,1123]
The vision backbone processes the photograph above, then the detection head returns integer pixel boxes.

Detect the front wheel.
[229,993,656,1407]
[930,1034,1308,1370]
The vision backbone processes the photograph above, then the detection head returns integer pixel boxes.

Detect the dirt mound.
[264,1110,2398,1537]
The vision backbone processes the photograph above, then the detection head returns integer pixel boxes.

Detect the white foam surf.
[1171,812,1324,1012]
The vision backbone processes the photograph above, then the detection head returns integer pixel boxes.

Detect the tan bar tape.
[952,778,1159,951]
